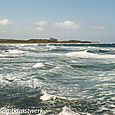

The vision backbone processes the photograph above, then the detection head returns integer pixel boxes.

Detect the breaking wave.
[59,106,80,115]
[32,62,45,68]
[66,50,115,59]
[0,74,44,89]
[0,49,25,58]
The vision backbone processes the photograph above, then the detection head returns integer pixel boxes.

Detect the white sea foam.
[21,46,37,51]
[0,74,16,87]
[40,90,56,101]
[32,63,45,68]
[111,96,115,101]
[59,106,80,115]
[0,74,44,89]
[0,78,10,87]
[80,112,92,115]
[8,49,25,54]
[66,50,115,59]
[46,45,57,50]
[21,45,57,52]
[59,106,92,115]
[0,49,25,58]
[17,78,44,89]
[38,111,46,115]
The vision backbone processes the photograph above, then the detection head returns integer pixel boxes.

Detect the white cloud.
[35,21,48,31]
[0,19,12,26]
[90,26,106,30]
[54,21,80,30]
[35,20,80,31]
[36,27,45,31]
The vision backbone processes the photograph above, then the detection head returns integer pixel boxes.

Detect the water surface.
[0,43,115,115]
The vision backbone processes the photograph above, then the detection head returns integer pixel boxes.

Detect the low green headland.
[0,38,95,44]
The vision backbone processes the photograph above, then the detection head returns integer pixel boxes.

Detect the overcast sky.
[0,0,115,42]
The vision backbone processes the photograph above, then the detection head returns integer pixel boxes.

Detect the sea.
[0,43,115,115]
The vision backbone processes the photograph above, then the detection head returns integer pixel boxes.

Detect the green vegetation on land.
[0,38,94,44]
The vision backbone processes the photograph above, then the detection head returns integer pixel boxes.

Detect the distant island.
[0,38,96,44]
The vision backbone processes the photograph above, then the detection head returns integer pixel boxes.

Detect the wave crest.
[66,50,115,59]
[0,49,25,58]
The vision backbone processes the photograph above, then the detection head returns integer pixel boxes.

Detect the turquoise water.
[0,44,115,115]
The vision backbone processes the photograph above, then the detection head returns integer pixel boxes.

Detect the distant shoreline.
[0,38,97,44]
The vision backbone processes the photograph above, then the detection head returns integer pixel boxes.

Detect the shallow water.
[0,43,115,115]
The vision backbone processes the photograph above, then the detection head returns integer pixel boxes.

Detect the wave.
[18,45,59,52]
[40,90,56,101]
[32,62,45,68]
[20,46,49,52]
[18,44,77,53]
[32,62,57,70]
[46,45,58,50]
[0,49,25,58]
[8,49,25,54]
[59,106,92,115]
[40,89,67,101]
[17,78,44,89]
[59,106,80,115]
[66,50,115,59]
[86,47,115,54]
[0,75,44,89]
[0,87,114,115]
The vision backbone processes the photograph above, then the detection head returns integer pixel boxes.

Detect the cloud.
[35,21,48,31]
[90,26,106,30]
[0,19,12,26]
[35,20,80,31]
[54,21,80,30]
[36,27,45,31]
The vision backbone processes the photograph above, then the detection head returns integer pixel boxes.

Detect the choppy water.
[0,43,115,115]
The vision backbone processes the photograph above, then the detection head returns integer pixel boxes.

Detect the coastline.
[0,39,96,44]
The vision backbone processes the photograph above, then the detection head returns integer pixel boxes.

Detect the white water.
[66,50,115,59]
[0,49,25,58]
[0,74,44,89]
[40,90,56,101]
[59,106,80,115]
[32,62,45,68]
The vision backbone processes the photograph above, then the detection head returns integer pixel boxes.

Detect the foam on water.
[46,45,58,50]
[111,97,115,101]
[59,106,80,115]
[40,90,56,101]
[16,78,44,89]
[21,46,37,51]
[18,44,59,52]
[66,50,115,59]
[32,62,45,68]
[8,49,25,54]
[0,49,25,58]
[0,74,44,89]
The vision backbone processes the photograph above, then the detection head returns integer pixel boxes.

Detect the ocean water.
[0,43,115,115]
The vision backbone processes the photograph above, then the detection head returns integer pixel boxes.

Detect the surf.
[66,50,115,59]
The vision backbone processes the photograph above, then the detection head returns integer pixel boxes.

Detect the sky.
[0,0,115,42]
